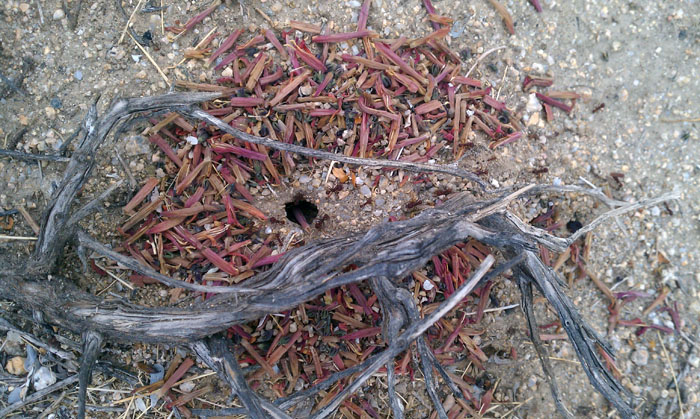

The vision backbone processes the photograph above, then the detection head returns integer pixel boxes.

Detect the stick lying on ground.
[0,92,677,418]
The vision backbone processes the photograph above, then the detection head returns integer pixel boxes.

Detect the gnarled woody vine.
[0,92,678,418]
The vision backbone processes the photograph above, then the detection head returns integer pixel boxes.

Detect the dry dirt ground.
[0,0,698,418]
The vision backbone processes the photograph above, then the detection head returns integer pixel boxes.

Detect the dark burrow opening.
[284,197,318,229]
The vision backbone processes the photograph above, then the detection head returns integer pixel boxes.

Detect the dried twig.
[182,107,490,190]
[66,0,84,30]
[0,149,71,162]
[504,190,680,252]
[658,330,685,417]
[78,231,259,294]
[312,256,495,418]
[18,206,41,235]
[67,180,124,227]
[482,213,637,418]
[465,46,506,79]
[487,0,515,34]
[117,0,145,44]
[28,92,220,275]
[78,331,103,419]
[128,31,170,85]
[0,375,79,417]
[191,337,291,419]
[516,275,572,418]
[0,234,38,241]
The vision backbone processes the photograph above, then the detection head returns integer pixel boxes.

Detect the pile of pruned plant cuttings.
[0,1,681,419]
[113,0,583,292]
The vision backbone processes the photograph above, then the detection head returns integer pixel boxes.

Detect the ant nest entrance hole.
[284,195,319,230]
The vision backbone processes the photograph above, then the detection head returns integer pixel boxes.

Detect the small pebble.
[631,348,649,366]
[221,67,233,78]
[50,97,62,109]
[298,85,313,96]
[52,9,65,20]
[179,381,196,393]
[526,93,541,113]
[32,366,57,391]
[360,185,371,198]
[6,357,26,375]
[299,174,312,184]
[74,70,83,81]
[2,331,24,356]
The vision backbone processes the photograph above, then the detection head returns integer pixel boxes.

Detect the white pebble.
[525,93,541,113]
[422,279,434,291]
[688,355,699,368]
[360,185,371,198]
[52,9,65,20]
[631,348,648,366]
[32,367,57,391]
[179,381,196,393]
[299,85,313,96]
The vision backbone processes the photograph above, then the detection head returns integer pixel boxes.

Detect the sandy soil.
[1,0,698,417]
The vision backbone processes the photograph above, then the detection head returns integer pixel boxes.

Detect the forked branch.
[0,92,673,418]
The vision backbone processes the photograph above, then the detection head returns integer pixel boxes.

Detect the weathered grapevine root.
[0,92,670,418]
